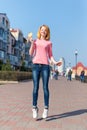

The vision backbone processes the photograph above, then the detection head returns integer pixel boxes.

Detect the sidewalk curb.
[0,80,18,84]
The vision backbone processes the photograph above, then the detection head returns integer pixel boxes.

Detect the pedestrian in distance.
[54,69,59,80]
[67,69,72,81]
[80,70,85,82]
[29,24,62,119]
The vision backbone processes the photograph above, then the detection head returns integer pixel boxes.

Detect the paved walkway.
[0,77,87,130]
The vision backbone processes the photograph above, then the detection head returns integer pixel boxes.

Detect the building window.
[0,40,2,49]
[6,20,9,28]
[0,28,4,37]
[2,17,5,25]
[0,51,4,58]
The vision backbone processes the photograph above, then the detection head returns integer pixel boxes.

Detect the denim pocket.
[32,64,38,70]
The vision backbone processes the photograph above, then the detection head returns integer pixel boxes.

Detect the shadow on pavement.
[46,109,87,121]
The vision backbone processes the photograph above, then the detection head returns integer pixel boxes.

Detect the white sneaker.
[42,108,48,119]
[32,108,38,119]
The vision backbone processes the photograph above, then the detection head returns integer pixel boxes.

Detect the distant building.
[72,62,87,77]
[10,28,24,68]
[10,29,32,69]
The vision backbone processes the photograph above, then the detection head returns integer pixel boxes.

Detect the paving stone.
[0,77,87,130]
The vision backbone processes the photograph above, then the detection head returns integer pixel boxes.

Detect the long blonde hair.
[37,25,50,40]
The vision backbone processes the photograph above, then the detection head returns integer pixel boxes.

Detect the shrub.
[0,71,32,81]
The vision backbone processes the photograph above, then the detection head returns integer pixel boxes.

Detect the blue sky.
[0,0,87,67]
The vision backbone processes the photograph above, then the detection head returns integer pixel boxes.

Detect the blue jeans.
[32,64,50,108]
[80,75,85,82]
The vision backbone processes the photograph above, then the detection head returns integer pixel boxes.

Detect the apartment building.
[0,13,32,70]
[0,13,10,63]
[10,28,24,68]
[10,28,32,69]
[7,32,18,69]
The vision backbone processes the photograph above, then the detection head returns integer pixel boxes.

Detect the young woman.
[29,25,61,119]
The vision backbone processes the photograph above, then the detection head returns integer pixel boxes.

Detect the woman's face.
[40,26,47,38]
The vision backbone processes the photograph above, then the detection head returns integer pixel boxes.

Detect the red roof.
[72,62,87,70]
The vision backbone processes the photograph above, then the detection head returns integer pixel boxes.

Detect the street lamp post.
[75,50,78,79]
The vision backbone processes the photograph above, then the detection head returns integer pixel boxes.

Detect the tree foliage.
[1,60,12,71]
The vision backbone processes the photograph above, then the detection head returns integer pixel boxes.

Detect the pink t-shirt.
[31,39,53,65]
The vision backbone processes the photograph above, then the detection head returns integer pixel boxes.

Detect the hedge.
[0,71,32,81]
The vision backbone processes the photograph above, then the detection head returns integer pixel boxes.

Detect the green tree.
[1,60,12,71]
[20,61,26,71]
